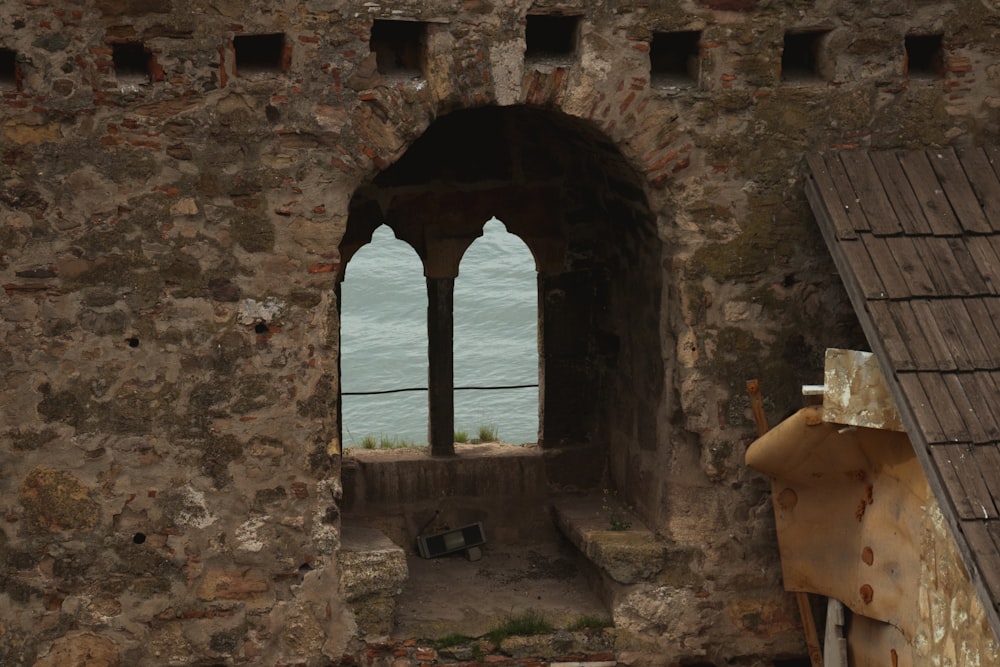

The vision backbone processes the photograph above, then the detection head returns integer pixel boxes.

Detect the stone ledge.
[338,523,408,637]
[338,524,408,601]
[550,496,667,585]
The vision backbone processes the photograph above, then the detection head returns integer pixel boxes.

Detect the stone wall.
[1,0,998,664]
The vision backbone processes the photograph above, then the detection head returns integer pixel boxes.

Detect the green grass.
[477,423,498,443]
[454,430,469,443]
[567,614,613,631]
[355,434,420,450]
[485,609,553,644]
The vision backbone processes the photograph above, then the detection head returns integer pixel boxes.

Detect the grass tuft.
[454,430,469,443]
[477,423,498,443]
[355,434,421,450]
[485,609,553,644]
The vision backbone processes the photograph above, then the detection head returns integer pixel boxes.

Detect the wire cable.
[342,383,538,396]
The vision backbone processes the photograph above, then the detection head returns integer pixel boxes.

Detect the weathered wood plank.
[840,151,904,236]
[909,300,960,372]
[929,147,992,233]
[867,301,915,371]
[918,373,971,442]
[947,238,991,296]
[976,375,1000,441]
[964,298,1000,364]
[925,301,977,371]
[899,151,963,236]
[938,300,991,369]
[862,235,918,298]
[950,442,1000,517]
[912,236,976,295]
[956,147,1000,231]
[987,237,1000,289]
[841,238,887,299]
[961,520,1000,596]
[806,154,859,240]
[969,373,1000,441]
[987,235,1000,283]
[887,236,939,297]
[965,236,1000,295]
[980,298,1000,364]
[941,372,989,443]
[870,152,933,235]
[898,372,947,443]
[826,153,873,233]
[985,146,1000,190]
[931,444,981,518]
[889,301,938,370]
[973,445,1000,513]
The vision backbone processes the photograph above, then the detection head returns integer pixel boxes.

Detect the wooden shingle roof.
[805,147,1000,641]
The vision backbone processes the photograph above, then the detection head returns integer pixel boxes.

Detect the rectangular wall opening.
[0,48,18,89]
[112,42,153,83]
[905,34,944,78]
[234,33,288,75]
[370,19,427,77]
[650,31,701,87]
[525,14,580,62]
[782,30,831,82]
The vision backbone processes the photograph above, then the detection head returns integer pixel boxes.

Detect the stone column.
[427,276,455,456]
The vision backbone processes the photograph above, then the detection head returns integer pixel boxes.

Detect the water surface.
[341,220,539,445]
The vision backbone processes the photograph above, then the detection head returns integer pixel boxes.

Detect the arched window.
[340,226,427,447]
[454,219,539,444]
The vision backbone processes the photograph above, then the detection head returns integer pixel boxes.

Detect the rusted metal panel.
[745,408,927,638]
[822,348,903,432]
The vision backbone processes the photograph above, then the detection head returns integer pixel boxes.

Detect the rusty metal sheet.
[745,407,928,640]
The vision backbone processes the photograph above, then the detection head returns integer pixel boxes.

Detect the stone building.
[0,0,998,665]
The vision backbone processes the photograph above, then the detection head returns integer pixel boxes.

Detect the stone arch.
[339,104,664,492]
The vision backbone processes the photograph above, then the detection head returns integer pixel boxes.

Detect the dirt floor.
[344,443,612,641]
[392,533,610,640]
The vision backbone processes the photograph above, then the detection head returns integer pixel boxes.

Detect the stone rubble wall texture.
[912,503,1000,666]
[0,0,997,665]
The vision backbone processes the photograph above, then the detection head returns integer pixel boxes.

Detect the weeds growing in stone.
[602,488,632,531]
[356,434,420,450]
[485,609,553,644]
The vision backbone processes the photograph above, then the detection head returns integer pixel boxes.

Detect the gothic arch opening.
[454,219,539,445]
[337,104,665,638]
[340,105,663,491]
[340,225,428,447]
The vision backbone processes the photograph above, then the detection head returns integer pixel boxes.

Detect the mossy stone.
[21,467,100,532]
